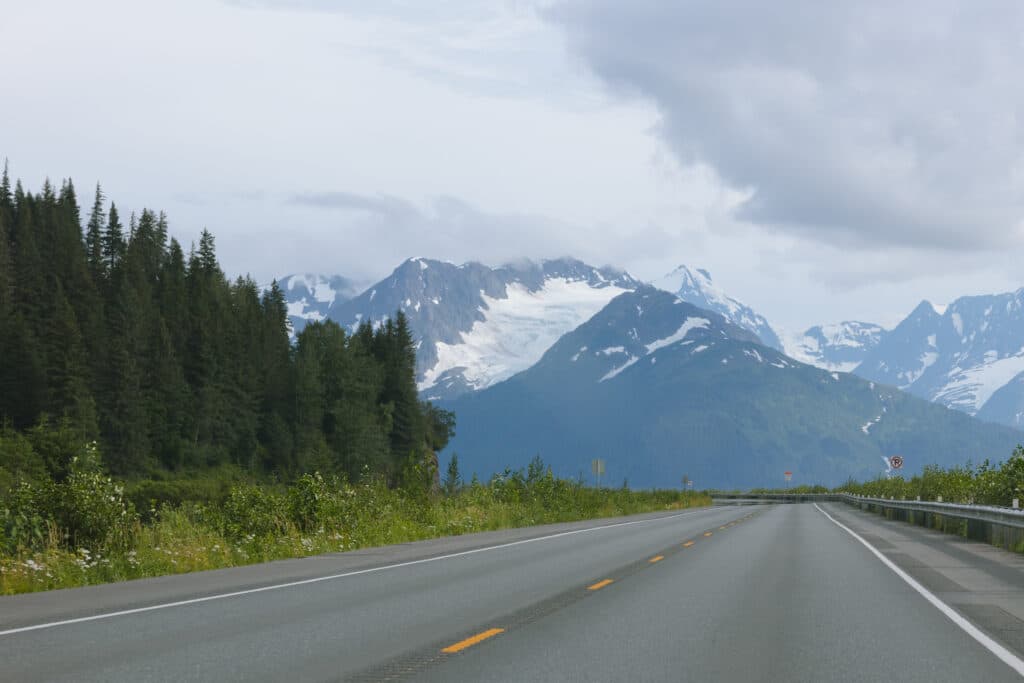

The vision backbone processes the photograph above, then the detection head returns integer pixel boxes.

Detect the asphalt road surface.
[1,503,1022,682]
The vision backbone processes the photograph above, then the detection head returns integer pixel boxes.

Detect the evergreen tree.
[385,311,424,468]
[84,183,106,281]
[101,203,125,274]
[443,453,462,495]
[0,160,10,208]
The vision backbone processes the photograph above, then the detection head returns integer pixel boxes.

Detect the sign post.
[591,459,605,488]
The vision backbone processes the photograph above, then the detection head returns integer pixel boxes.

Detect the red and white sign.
[784,471,793,482]
[889,455,904,470]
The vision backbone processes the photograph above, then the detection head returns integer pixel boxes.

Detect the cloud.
[549,1,1024,251]
[226,0,572,100]
[280,189,691,282]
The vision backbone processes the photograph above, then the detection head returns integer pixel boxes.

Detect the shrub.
[220,485,290,539]
[2,443,137,552]
[286,472,332,532]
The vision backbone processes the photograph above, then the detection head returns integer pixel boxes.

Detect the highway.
[1,503,1022,681]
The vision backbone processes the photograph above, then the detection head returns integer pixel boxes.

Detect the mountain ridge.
[441,287,1022,489]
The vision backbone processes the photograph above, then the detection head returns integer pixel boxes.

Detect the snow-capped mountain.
[281,274,361,336]
[783,321,887,372]
[652,265,783,350]
[546,285,763,386]
[443,286,1022,489]
[327,257,640,399]
[855,290,1024,428]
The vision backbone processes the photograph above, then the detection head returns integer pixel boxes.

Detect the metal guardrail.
[710,492,1024,551]
[838,493,1024,530]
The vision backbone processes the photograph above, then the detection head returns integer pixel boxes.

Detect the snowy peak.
[855,288,1024,425]
[784,321,886,372]
[281,273,360,335]
[536,286,764,385]
[328,257,641,400]
[652,264,783,350]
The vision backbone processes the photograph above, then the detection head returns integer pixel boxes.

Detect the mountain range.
[291,257,639,400]
[441,287,1021,488]
[855,292,1024,429]
[280,256,1024,486]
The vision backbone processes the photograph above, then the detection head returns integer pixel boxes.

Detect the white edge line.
[814,502,1024,677]
[0,507,716,637]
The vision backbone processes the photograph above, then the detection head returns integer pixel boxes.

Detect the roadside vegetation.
[712,448,1024,508]
[840,446,1024,506]
[0,436,707,595]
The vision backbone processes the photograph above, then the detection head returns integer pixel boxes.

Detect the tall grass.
[0,467,708,595]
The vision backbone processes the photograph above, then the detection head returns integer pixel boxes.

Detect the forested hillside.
[0,164,452,484]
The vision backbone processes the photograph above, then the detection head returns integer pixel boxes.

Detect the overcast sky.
[4,0,1024,333]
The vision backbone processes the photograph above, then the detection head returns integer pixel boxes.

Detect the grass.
[0,473,709,595]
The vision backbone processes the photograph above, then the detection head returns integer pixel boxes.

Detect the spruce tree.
[101,203,126,274]
[0,160,10,208]
[84,184,106,281]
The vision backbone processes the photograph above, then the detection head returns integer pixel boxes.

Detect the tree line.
[0,163,453,484]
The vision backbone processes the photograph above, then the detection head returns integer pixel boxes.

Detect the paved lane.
[2,503,1021,682]
[422,503,1023,682]
[0,506,744,682]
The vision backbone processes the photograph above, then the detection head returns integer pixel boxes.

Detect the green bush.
[220,485,290,540]
[286,472,334,532]
[1,483,50,553]
[2,443,137,553]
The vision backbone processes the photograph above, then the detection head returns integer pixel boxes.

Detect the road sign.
[591,459,605,487]
[889,455,904,470]
[784,471,793,482]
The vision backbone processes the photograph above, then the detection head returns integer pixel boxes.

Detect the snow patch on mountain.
[600,355,640,382]
[419,277,630,393]
[645,317,710,354]
[934,353,1024,413]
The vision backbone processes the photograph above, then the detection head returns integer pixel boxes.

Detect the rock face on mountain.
[652,265,782,350]
[442,287,1022,489]
[855,291,1024,428]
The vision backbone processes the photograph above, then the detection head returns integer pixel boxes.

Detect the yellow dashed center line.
[704,532,713,537]
[682,540,695,547]
[442,628,505,654]
[587,579,614,591]
[648,555,664,563]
